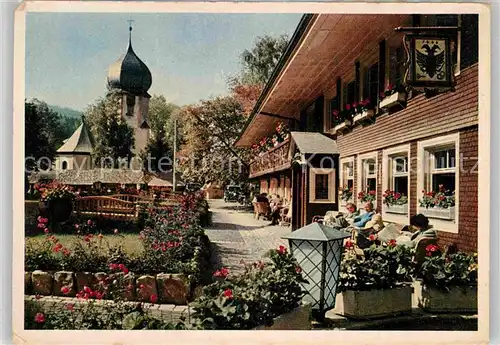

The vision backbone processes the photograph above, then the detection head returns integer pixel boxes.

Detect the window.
[344,81,356,109]
[309,168,336,203]
[315,174,329,200]
[388,42,406,89]
[418,134,459,231]
[340,157,354,203]
[382,145,410,219]
[126,95,135,117]
[358,153,378,195]
[363,63,379,105]
[61,161,68,170]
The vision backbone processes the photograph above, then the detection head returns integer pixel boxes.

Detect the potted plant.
[419,185,455,220]
[38,182,77,222]
[379,83,407,110]
[383,190,408,214]
[357,190,376,203]
[333,107,353,133]
[414,245,477,313]
[335,240,414,319]
[353,99,375,124]
[340,186,353,204]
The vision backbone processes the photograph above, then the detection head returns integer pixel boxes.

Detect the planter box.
[379,91,407,109]
[417,284,477,313]
[334,286,412,319]
[334,120,352,133]
[421,206,455,220]
[385,203,408,215]
[253,303,312,330]
[353,110,375,124]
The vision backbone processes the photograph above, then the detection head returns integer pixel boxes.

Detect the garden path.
[205,199,290,275]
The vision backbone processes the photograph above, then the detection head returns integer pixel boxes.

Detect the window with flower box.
[382,145,410,220]
[363,62,379,107]
[357,153,378,208]
[417,134,459,232]
[340,157,354,205]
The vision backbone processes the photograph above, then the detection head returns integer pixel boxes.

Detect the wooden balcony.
[249,139,291,179]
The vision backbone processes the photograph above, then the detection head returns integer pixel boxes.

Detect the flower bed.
[25,246,311,330]
[25,192,212,290]
[188,246,309,330]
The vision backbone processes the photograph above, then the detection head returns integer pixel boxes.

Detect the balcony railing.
[249,139,291,178]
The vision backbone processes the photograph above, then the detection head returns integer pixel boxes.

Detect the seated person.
[356,214,384,249]
[352,202,375,228]
[395,214,437,247]
[253,193,269,203]
[324,203,360,229]
[269,195,283,225]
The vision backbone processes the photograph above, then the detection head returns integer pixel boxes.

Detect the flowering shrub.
[35,182,77,202]
[337,240,414,292]
[379,83,405,101]
[251,122,290,155]
[382,190,408,206]
[340,186,353,202]
[188,246,307,330]
[419,185,455,209]
[353,99,374,114]
[415,245,478,292]
[357,190,376,203]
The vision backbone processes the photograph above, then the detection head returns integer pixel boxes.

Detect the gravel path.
[205,200,290,274]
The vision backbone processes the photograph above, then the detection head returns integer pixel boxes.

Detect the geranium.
[340,186,353,202]
[357,191,376,203]
[425,244,440,256]
[65,303,74,311]
[222,289,233,300]
[388,239,397,247]
[278,245,287,255]
[344,240,354,249]
[383,189,408,206]
[213,267,230,278]
[34,312,45,323]
[150,294,158,304]
[419,185,455,209]
[60,286,70,295]
[38,182,76,202]
[368,234,377,241]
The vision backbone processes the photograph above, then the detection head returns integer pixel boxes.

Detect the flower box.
[385,203,408,215]
[253,302,312,330]
[379,91,407,109]
[416,283,477,313]
[334,120,352,133]
[353,109,375,124]
[334,286,412,319]
[421,206,455,220]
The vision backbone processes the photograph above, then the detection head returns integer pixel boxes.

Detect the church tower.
[107,22,152,156]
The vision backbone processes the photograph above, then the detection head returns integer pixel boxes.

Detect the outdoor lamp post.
[282,222,351,321]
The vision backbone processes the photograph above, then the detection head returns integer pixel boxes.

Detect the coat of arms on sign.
[415,38,447,82]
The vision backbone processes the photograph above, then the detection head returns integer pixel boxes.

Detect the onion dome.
[107,25,152,95]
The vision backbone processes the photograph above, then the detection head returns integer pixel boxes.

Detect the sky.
[25,12,302,111]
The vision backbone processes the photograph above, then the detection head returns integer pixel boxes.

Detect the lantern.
[282,222,351,320]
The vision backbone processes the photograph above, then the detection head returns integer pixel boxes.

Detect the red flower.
[150,294,158,303]
[60,286,70,295]
[388,239,397,247]
[379,91,385,98]
[109,263,118,271]
[353,102,359,108]
[295,266,302,274]
[369,234,377,241]
[34,312,45,324]
[65,303,74,311]
[425,244,440,253]
[140,284,145,289]
[87,219,93,226]
[53,243,63,253]
[369,190,376,195]
[278,245,287,254]
[345,104,351,110]
[83,285,92,294]
[344,240,354,249]
[223,289,233,299]
[44,228,49,234]
[213,267,230,278]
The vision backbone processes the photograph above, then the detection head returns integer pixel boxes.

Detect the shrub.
[337,240,414,293]
[188,246,307,330]
[415,245,477,292]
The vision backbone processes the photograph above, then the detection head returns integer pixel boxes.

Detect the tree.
[25,99,65,171]
[238,34,289,85]
[229,34,289,117]
[178,96,250,186]
[84,91,135,168]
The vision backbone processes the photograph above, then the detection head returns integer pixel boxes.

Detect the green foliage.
[239,34,289,85]
[84,91,135,167]
[416,248,478,292]
[188,247,306,330]
[338,242,415,293]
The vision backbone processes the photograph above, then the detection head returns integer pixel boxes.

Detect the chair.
[279,206,292,227]
[254,201,270,220]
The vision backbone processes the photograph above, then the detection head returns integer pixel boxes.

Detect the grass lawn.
[25,233,144,257]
